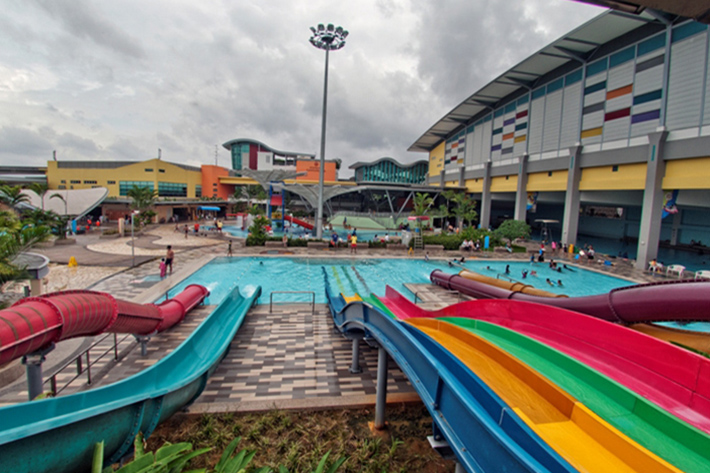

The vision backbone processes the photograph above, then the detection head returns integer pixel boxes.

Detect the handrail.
[44,333,133,396]
[269,291,315,314]
[496,273,520,283]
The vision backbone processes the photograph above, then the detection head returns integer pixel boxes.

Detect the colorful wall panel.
[631,33,665,137]
[666,23,708,131]
[513,96,529,156]
[560,70,582,149]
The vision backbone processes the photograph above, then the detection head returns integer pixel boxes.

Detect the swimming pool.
[166,257,632,306]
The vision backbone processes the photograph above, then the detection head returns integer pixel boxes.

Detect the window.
[60,180,66,184]
[70,180,81,184]
[548,172,553,177]
[107,180,116,185]
[58,185,66,189]
[612,165,619,172]
[83,180,97,184]
[158,182,187,197]
[195,185,202,197]
[159,169,165,173]
[145,168,153,172]
[119,181,154,196]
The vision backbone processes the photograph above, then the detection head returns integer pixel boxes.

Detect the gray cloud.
[0,0,602,176]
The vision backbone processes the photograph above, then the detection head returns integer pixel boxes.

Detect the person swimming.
[546,278,554,286]
[557,279,563,286]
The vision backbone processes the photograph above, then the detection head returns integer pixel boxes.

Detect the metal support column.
[22,343,55,401]
[635,130,668,270]
[349,336,362,374]
[135,335,152,357]
[561,145,582,245]
[374,345,388,430]
[513,153,529,221]
[479,161,492,229]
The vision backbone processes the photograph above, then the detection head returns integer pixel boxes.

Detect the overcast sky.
[0,0,603,176]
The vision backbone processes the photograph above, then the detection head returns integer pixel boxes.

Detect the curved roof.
[580,1,710,23]
[221,138,315,158]
[408,9,675,152]
[349,157,428,170]
[22,187,109,218]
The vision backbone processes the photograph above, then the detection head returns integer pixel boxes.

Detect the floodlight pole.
[310,24,348,239]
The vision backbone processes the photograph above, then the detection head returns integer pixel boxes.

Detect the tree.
[0,185,31,213]
[127,185,158,226]
[50,193,67,216]
[411,192,434,217]
[27,183,50,211]
[494,219,531,245]
[452,193,478,228]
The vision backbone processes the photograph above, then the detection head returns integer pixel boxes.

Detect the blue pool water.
[166,257,631,306]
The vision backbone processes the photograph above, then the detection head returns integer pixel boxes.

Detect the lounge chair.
[666,264,686,278]
[695,270,710,280]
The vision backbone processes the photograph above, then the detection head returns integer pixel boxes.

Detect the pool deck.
[0,223,679,409]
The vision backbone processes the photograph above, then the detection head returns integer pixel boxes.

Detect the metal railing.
[269,291,316,314]
[43,332,133,396]
[414,290,462,305]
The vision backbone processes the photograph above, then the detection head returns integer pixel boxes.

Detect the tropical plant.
[494,219,531,245]
[27,183,50,210]
[411,192,434,217]
[0,210,52,285]
[49,193,68,216]
[127,185,158,226]
[246,215,270,246]
[0,185,31,213]
[451,193,478,227]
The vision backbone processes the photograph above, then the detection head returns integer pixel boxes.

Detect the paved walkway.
[1,223,675,410]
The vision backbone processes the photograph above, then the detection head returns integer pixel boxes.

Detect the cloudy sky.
[0,0,603,176]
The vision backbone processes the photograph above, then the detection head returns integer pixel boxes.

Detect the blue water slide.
[322,270,573,473]
[0,285,261,473]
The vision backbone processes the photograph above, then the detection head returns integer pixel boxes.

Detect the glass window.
[158,182,187,197]
[119,181,154,196]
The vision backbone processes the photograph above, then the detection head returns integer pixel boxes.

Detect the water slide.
[431,269,710,323]
[378,287,710,437]
[324,279,692,472]
[0,285,209,366]
[0,285,261,473]
[283,214,313,230]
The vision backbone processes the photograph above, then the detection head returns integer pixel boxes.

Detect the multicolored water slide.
[431,269,710,323]
[0,286,261,473]
[380,286,710,436]
[0,285,209,365]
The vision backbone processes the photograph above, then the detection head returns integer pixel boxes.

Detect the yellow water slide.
[407,318,682,473]
[458,270,568,298]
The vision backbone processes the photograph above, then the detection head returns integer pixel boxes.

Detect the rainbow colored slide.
[284,214,314,230]
[324,271,710,471]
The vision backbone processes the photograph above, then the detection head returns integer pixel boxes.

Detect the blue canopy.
[198,206,221,211]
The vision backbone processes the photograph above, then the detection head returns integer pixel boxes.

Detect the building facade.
[412,10,710,269]
[350,158,428,185]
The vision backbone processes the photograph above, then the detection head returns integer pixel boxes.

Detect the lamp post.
[131,210,139,267]
[309,23,348,239]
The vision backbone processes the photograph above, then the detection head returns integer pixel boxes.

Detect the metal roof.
[221,138,316,158]
[349,157,428,169]
[408,9,670,152]
[578,1,710,23]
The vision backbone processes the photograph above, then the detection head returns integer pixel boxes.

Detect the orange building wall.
[296,160,337,182]
[201,165,232,199]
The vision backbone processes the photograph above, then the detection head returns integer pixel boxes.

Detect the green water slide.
[0,286,261,473]
[440,317,710,473]
[360,294,396,319]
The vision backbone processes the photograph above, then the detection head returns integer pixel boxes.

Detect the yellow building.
[46,159,203,199]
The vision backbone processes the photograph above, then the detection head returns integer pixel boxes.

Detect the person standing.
[350,234,357,254]
[227,240,233,257]
[165,245,174,274]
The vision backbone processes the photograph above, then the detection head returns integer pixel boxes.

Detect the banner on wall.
[526,192,539,213]
[662,190,679,219]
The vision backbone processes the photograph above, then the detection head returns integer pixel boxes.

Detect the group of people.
[459,239,481,252]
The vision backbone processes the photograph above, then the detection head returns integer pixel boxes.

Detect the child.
[227,240,233,257]
[159,258,167,279]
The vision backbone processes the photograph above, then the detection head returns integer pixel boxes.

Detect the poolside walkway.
[0,223,676,410]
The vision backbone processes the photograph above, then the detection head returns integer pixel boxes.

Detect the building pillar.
[479,161,492,229]
[458,166,465,188]
[670,210,681,246]
[440,170,446,189]
[561,145,582,245]
[635,130,668,270]
[513,154,529,221]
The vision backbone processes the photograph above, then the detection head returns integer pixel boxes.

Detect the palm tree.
[27,183,49,210]
[0,185,31,213]
[50,193,67,216]
[451,193,478,228]
[127,185,158,226]
[0,210,51,285]
[412,192,434,217]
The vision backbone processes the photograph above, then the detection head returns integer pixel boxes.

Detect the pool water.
[166,257,631,306]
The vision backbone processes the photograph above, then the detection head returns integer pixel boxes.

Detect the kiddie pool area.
[167,257,631,305]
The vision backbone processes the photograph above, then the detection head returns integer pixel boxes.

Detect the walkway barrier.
[270,291,315,314]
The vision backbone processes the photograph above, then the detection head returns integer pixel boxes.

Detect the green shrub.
[368,240,387,249]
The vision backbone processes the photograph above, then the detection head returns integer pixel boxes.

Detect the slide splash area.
[431,269,710,323]
[0,285,209,365]
[284,214,313,230]
[0,286,261,473]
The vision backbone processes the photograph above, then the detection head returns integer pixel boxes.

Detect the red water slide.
[378,286,710,434]
[283,215,313,230]
[0,285,209,365]
[430,270,710,323]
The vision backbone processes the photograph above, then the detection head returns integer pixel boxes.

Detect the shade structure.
[198,206,221,211]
